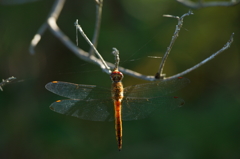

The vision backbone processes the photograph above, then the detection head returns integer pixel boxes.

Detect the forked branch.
[155,10,193,79]
[29,0,234,82]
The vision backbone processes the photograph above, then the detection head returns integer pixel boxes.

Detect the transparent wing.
[45,81,111,100]
[121,96,184,121]
[124,77,190,98]
[49,99,114,121]
[49,96,184,121]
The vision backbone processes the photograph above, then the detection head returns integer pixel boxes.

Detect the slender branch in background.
[165,33,234,81]
[0,76,17,91]
[176,0,240,9]
[75,20,111,73]
[29,0,65,54]
[89,0,103,56]
[75,23,78,46]
[155,10,193,79]
[29,1,234,82]
[29,23,48,54]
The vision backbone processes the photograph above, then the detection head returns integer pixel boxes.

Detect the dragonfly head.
[110,70,123,83]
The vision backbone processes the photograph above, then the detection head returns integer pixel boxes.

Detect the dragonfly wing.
[124,77,190,98]
[121,96,184,121]
[49,99,114,121]
[45,81,110,99]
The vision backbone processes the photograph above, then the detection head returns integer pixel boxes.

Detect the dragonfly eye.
[110,71,124,82]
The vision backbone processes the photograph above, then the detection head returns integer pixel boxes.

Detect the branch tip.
[112,48,120,70]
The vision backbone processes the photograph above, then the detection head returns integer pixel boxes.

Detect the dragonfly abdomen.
[111,76,124,151]
[114,100,122,151]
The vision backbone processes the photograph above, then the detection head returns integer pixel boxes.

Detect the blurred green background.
[0,0,240,158]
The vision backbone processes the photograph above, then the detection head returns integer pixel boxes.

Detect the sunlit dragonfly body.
[45,69,189,150]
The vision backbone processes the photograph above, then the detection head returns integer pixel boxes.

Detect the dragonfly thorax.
[110,70,124,83]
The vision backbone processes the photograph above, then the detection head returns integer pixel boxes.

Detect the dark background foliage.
[0,0,240,158]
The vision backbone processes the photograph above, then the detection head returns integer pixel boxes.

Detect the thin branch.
[47,18,109,74]
[75,20,111,73]
[155,10,193,79]
[29,1,234,82]
[176,0,240,9]
[89,0,103,55]
[29,0,65,54]
[0,76,17,91]
[47,16,150,78]
[165,33,234,81]
[29,23,48,54]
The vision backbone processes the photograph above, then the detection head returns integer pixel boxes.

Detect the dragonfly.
[45,69,190,151]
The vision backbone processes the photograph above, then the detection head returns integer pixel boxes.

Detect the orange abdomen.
[114,100,122,151]
[112,81,124,151]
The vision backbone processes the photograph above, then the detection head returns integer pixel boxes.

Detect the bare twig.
[165,33,234,81]
[155,10,193,79]
[75,20,111,73]
[29,0,234,82]
[0,76,17,91]
[29,0,65,54]
[47,17,110,74]
[29,23,48,54]
[176,0,240,9]
[89,0,103,55]
[47,12,149,78]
